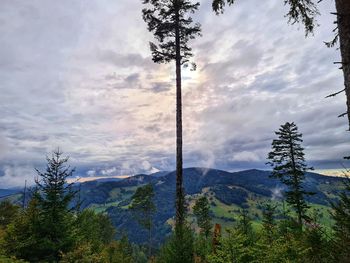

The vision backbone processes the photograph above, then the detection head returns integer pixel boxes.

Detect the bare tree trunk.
[335,0,350,129]
[174,0,184,231]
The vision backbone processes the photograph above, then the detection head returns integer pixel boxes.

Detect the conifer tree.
[0,200,20,228]
[193,196,212,238]
[141,0,201,235]
[34,149,77,261]
[3,197,42,262]
[261,203,276,243]
[129,184,156,257]
[330,176,350,261]
[267,122,313,228]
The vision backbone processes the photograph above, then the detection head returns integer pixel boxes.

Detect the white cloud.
[0,0,348,187]
[231,151,261,162]
[0,165,36,188]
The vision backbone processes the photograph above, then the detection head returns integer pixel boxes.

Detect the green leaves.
[130,184,156,231]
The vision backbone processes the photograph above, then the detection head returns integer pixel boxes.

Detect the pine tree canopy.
[130,184,156,230]
[267,122,314,226]
[142,0,201,66]
[35,149,76,213]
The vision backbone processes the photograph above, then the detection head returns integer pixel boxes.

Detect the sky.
[0,0,349,188]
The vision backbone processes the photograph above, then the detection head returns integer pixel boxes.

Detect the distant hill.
[75,167,346,245]
[0,188,21,199]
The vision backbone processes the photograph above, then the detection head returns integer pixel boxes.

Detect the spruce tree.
[141,0,201,235]
[330,176,350,261]
[129,184,156,257]
[261,203,276,243]
[193,196,212,238]
[34,149,77,261]
[267,122,313,228]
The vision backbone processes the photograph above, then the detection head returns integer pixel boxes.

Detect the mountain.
[0,188,21,199]
[75,167,346,245]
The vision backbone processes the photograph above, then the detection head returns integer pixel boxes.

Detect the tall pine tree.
[142,0,201,235]
[267,122,313,228]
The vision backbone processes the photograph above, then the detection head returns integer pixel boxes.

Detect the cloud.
[0,165,36,188]
[231,151,261,162]
[0,0,348,187]
[101,167,117,176]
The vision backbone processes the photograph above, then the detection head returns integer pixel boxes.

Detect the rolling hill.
[75,167,346,245]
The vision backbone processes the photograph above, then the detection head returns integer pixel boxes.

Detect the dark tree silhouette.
[212,0,350,130]
[212,0,318,35]
[267,122,314,228]
[142,0,201,233]
[333,0,350,129]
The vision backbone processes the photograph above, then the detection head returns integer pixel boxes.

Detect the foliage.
[33,150,77,261]
[261,202,276,242]
[1,150,77,262]
[130,184,156,257]
[142,0,201,66]
[157,224,194,263]
[211,0,319,35]
[211,185,248,206]
[2,197,46,262]
[75,209,116,252]
[0,200,20,228]
[193,196,212,237]
[207,228,257,263]
[101,237,133,263]
[0,255,27,263]
[267,122,314,227]
[330,176,350,262]
[130,184,156,231]
[193,234,212,262]
[302,225,332,263]
[60,243,103,263]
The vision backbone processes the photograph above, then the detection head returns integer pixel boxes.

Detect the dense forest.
[1,0,350,262]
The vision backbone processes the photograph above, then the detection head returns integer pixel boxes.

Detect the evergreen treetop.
[142,0,201,66]
[267,122,314,227]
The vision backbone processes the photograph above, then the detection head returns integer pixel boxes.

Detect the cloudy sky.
[0,0,348,187]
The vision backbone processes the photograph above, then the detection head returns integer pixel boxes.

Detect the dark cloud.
[150,82,172,93]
